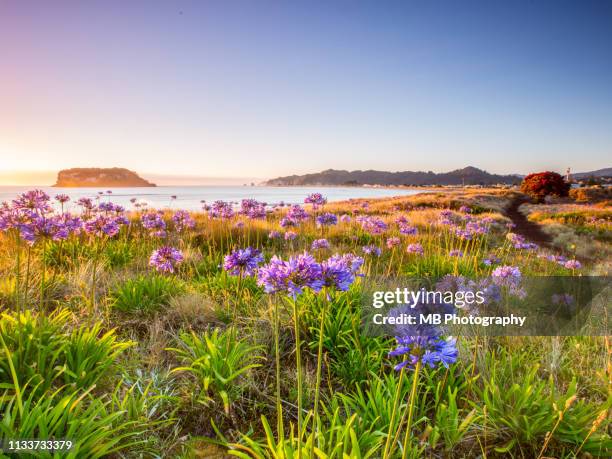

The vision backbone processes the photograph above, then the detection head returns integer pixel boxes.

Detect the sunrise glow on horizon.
[1,1,611,185]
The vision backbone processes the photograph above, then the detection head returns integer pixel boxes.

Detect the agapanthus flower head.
[77,197,95,210]
[406,243,424,255]
[388,314,457,371]
[328,253,364,275]
[340,214,351,223]
[316,212,338,227]
[320,256,356,291]
[455,228,474,241]
[483,254,501,266]
[564,259,582,270]
[287,205,309,223]
[507,232,524,245]
[172,210,195,232]
[209,200,235,219]
[449,249,463,258]
[55,194,70,204]
[459,205,472,213]
[268,230,281,239]
[98,202,116,213]
[399,224,418,236]
[240,199,267,219]
[465,220,490,235]
[141,211,167,237]
[284,231,297,241]
[234,221,245,229]
[84,215,120,238]
[395,215,409,225]
[362,245,381,257]
[492,265,521,279]
[17,215,69,244]
[304,193,327,208]
[223,247,264,276]
[13,190,52,214]
[257,252,323,297]
[149,246,184,273]
[311,238,330,250]
[114,215,130,227]
[280,217,296,228]
[357,216,388,234]
[386,237,401,249]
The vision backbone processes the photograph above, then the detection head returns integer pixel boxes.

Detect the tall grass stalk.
[401,360,422,459]
[382,367,406,459]
[310,291,329,458]
[291,295,304,459]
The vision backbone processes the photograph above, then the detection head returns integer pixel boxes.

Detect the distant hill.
[264,167,521,186]
[54,168,156,187]
[572,168,612,179]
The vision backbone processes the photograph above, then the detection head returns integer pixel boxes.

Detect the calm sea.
[0,186,423,211]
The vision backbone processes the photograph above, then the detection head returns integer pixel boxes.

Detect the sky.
[1,0,611,185]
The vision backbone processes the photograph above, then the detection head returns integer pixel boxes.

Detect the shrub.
[63,323,134,390]
[520,171,570,202]
[0,309,133,397]
[168,327,263,413]
[0,309,69,396]
[0,386,142,458]
[110,275,181,314]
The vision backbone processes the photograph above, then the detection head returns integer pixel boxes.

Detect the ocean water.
[0,185,423,211]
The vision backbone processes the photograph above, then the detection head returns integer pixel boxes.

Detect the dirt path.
[503,196,553,248]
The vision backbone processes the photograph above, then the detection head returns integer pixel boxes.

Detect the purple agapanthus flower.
[284,231,297,241]
[449,249,463,258]
[240,199,267,219]
[362,245,382,257]
[399,224,418,236]
[223,247,264,276]
[172,210,195,232]
[390,335,458,371]
[268,230,281,239]
[340,214,351,223]
[492,265,521,279]
[77,197,95,211]
[257,252,324,297]
[55,194,70,204]
[316,213,338,227]
[287,205,310,223]
[459,205,472,214]
[329,253,364,275]
[209,200,235,219]
[12,190,52,214]
[311,238,330,250]
[483,254,501,266]
[141,211,167,237]
[357,216,388,234]
[386,237,401,249]
[320,256,356,291]
[564,259,582,270]
[406,243,424,255]
[304,193,327,208]
[149,246,184,273]
[84,215,120,238]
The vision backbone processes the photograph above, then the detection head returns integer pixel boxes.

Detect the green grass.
[0,190,609,457]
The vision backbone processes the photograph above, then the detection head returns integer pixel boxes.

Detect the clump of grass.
[0,308,133,397]
[168,327,264,414]
[110,274,183,314]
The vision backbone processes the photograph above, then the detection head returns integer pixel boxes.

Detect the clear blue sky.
[1,0,611,183]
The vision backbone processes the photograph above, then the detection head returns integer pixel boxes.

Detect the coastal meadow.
[0,189,610,458]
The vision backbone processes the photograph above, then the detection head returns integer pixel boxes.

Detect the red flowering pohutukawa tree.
[520,171,570,202]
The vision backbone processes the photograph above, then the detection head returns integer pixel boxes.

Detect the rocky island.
[54,168,156,187]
